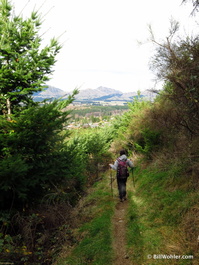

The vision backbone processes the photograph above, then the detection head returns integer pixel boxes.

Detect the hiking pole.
[110,168,113,197]
[132,167,136,188]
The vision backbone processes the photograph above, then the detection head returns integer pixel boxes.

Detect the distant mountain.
[33,85,156,103]
[69,86,122,101]
[33,86,67,101]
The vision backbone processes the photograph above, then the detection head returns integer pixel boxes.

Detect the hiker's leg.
[121,179,127,199]
[117,178,123,200]
[123,178,127,199]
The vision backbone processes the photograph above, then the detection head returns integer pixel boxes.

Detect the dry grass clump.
[181,205,199,255]
[10,203,76,263]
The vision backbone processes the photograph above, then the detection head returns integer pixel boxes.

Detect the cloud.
[12,0,197,92]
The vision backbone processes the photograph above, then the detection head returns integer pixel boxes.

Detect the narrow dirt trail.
[112,200,131,265]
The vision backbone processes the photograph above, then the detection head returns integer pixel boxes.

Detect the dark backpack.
[117,158,129,179]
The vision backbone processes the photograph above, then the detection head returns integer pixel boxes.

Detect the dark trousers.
[117,177,127,200]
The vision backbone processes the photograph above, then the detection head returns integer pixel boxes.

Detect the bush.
[134,128,161,157]
[0,93,78,209]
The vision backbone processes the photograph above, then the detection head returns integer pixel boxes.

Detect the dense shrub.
[0,94,115,264]
[0,93,79,209]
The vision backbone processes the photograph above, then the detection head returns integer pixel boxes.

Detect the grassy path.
[55,170,197,265]
[112,200,131,265]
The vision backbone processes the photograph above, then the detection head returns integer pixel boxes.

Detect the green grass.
[126,192,145,264]
[126,166,198,265]
[67,211,113,265]
[55,165,198,265]
[127,191,163,265]
[55,174,116,265]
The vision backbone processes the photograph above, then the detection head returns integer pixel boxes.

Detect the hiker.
[109,150,133,202]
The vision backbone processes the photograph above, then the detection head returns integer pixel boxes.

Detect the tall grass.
[55,174,116,265]
[126,166,198,265]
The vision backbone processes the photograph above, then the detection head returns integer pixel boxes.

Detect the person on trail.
[109,150,133,202]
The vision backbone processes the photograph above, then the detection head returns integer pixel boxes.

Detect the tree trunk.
[6,98,11,120]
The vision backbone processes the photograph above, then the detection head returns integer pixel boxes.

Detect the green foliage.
[126,166,198,264]
[110,95,153,155]
[0,2,197,263]
[72,211,113,265]
[57,176,115,265]
[0,92,116,262]
[151,21,199,137]
[126,192,145,264]
[136,164,198,225]
[67,126,113,185]
[0,91,78,208]
[113,26,199,264]
[127,93,150,113]
[134,128,161,156]
[80,131,109,157]
[0,0,62,116]
[70,105,128,119]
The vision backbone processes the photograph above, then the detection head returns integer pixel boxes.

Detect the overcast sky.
[12,0,198,93]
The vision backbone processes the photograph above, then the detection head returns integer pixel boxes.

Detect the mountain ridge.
[33,85,156,103]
